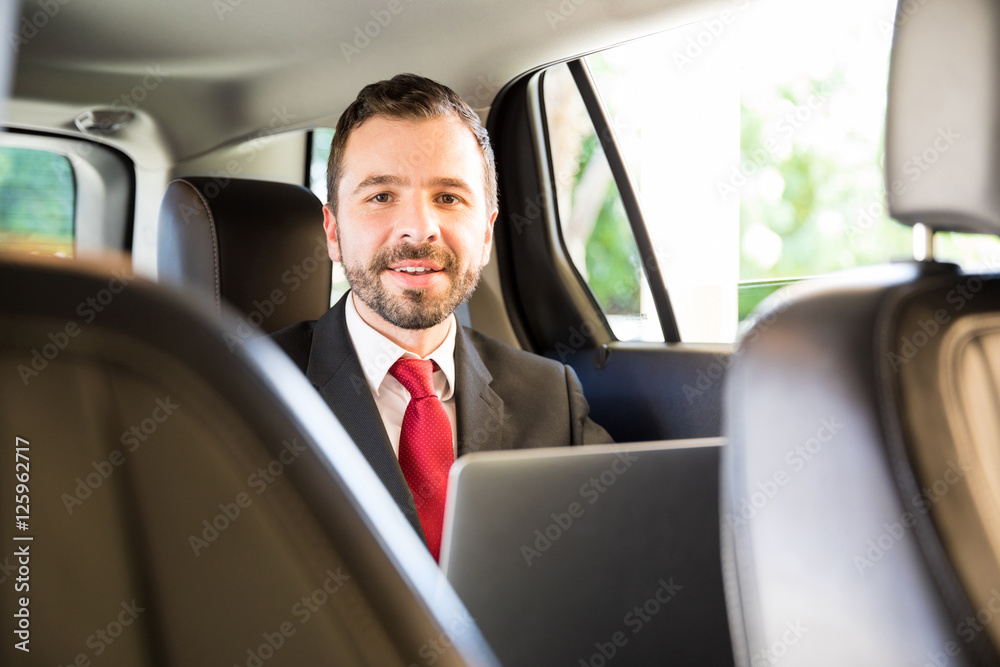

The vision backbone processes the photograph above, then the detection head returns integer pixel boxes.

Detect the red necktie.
[389,358,454,560]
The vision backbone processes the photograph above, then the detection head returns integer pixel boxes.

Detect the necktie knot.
[389,358,439,399]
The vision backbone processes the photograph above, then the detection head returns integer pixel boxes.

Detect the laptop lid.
[440,439,734,667]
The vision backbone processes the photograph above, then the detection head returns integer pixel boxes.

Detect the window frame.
[0,130,134,255]
[561,58,681,342]
[488,61,684,359]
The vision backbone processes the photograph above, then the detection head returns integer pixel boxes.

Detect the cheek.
[337,222,382,261]
[457,238,490,269]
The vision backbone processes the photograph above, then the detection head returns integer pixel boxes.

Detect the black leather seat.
[723,1,1000,665]
[0,253,497,666]
[157,177,332,334]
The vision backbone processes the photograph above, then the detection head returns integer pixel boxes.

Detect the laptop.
[439,438,734,667]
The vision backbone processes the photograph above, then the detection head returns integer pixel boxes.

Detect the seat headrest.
[885,0,1000,235]
[157,177,332,334]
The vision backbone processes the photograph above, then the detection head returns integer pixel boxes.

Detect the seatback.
[0,253,497,666]
[723,263,1000,666]
[157,177,332,333]
[723,0,1000,664]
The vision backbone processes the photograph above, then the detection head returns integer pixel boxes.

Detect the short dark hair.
[325,73,497,214]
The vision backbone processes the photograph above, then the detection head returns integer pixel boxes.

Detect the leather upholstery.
[895,274,1000,655]
[157,177,332,333]
[723,262,1000,666]
[0,253,497,666]
[885,0,1000,234]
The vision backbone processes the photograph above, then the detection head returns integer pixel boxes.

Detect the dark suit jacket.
[270,293,612,539]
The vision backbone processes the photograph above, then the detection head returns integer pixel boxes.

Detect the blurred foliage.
[0,147,74,233]
[0,147,75,255]
[572,134,641,315]
[564,4,1000,336]
[738,73,912,283]
[737,278,799,322]
[584,183,640,314]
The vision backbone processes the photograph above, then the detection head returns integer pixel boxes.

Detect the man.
[272,74,611,559]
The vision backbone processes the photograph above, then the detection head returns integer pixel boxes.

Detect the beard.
[343,240,481,330]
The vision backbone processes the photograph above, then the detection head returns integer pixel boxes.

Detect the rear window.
[308,128,335,202]
[308,128,349,304]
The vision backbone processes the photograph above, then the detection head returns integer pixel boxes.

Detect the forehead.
[339,114,486,186]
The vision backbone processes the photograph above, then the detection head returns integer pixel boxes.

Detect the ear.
[479,207,498,267]
[322,205,342,263]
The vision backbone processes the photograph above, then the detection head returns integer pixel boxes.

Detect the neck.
[351,292,451,358]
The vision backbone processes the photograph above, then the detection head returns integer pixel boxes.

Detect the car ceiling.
[8,0,728,167]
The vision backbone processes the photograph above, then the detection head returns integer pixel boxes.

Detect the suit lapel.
[454,326,505,456]
[305,294,424,539]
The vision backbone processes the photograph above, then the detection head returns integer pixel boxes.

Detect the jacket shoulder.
[269,320,317,374]
[463,327,565,376]
[461,327,612,446]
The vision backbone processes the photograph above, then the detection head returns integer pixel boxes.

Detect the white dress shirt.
[344,293,459,458]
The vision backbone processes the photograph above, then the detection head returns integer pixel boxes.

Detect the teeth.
[394,266,435,274]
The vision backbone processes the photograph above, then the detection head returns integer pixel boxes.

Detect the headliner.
[7,0,729,165]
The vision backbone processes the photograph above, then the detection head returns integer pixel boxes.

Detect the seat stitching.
[174,178,222,315]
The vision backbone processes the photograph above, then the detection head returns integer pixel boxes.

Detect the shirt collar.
[344,291,457,400]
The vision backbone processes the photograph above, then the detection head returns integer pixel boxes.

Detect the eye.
[370,193,391,203]
[439,194,459,204]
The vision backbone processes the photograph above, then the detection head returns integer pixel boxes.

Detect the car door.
[488,59,731,443]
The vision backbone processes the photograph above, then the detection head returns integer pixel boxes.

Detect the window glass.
[934,233,1000,274]
[0,146,75,256]
[308,128,350,304]
[308,128,335,202]
[583,36,741,344]
[543,64,664,342]
[545,0,1000,343]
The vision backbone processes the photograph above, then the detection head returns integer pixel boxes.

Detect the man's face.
[323,114,498,331]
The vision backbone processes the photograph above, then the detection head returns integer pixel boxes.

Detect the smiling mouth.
[390,266,442,275]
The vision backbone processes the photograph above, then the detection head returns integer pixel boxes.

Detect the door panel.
[560,343,730,442]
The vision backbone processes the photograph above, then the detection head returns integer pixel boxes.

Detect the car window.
[308,128,350,305]
[542,63,665,343]
[543,0,1000,344]
[0,145,75,257]
[308,127,335,202]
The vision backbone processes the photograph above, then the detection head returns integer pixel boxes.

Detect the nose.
[396,197,440,244]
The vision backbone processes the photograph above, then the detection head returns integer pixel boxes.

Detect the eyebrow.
[431,177,474,195]
[351,174,475,196]
[352,174,408,195]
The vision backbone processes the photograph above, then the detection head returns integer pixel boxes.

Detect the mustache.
[370,243,458,273]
